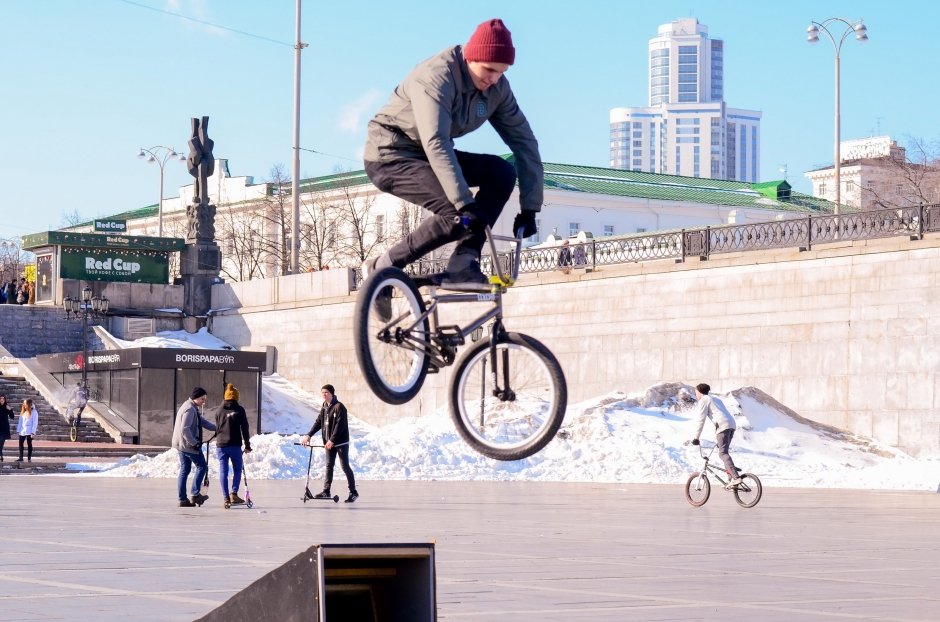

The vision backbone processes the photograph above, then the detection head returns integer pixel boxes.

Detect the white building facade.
[610,18,761,182]
[805,136,940,210]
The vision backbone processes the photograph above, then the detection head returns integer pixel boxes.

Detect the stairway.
[0,376,113,443]
[0,375,169,474]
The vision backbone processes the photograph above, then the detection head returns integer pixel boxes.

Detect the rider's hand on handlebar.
[513,210,538,238]
[691,438,700,446]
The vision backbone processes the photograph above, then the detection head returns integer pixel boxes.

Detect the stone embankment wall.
[210,234,940,455]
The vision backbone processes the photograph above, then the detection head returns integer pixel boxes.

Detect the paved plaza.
[0,475,937,621]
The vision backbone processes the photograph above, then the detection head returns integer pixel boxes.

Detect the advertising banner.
[59,247,169,283]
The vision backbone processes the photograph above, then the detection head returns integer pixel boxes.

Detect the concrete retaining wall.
[210,234,940,455]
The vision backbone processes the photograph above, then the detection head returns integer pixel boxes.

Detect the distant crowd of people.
[0,278,33,305]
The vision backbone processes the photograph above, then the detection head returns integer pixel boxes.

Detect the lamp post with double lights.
[63,286,109,390]
[806,17,869,215]
[138,146,186,237]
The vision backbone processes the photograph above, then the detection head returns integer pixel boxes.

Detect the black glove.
[244,444,252,453]
[513,211,538,238]
[691,438,700,446]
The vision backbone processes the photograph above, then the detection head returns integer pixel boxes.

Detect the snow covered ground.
[78,329,940,492]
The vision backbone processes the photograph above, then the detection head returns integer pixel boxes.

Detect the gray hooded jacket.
[364,45,543,214]
[171,398,217,454]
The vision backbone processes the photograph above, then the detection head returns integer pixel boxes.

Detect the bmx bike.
[353,226,567,461]
[684,441,763,508]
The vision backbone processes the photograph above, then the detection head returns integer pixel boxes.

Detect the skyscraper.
[610,18,761,182]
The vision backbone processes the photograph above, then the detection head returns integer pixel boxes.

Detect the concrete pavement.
[0,476,937,621]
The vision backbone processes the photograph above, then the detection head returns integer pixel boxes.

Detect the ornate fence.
[354,204,940,287]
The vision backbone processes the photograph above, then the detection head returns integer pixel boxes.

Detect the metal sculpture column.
[180,116,222,319]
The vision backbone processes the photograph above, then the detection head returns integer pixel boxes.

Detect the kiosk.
[38,347,265,445]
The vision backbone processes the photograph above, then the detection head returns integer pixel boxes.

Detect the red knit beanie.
[464,18,515,65]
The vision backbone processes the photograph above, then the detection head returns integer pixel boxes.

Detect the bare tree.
[0,238,31,284]
[394,198,423,239]
[861,136,940,209]
[163,218,188,282]
[299,194,342,271]
[257,164,293,275]
[335,182,383,265]
[215,202,267,282]
[60,209,88,229]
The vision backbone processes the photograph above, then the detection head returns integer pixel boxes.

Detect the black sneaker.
[441,259,489,291]
[191,493,209,506]
[374,286,393,323]
[345,491,359,503]
[179,498,196,507]
[314,490,333,499]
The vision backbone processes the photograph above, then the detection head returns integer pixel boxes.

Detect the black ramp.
[196,545,320,622]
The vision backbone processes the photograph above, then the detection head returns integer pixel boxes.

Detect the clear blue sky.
[3,0,936,240]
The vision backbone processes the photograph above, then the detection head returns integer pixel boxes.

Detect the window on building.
[569,222,580,236]
[636,227,647,233]
[527,219,541,243]
[375,214,385,243]
[819,182,827,195]
[604,225,615,237]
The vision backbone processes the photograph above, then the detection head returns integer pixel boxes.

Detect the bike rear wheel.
[685,472,711,506]
[733,473,762,508]
[69,424,77,442]
[353,267,430,405]
[449,332,567,461]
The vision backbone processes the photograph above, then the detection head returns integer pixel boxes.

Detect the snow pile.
[84,330,940,492]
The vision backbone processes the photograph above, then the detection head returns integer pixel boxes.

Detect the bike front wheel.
[685,472,711,506]
[69,424,77,442]
[449,332,567,461]
[353,267,430,405]
[733,473,763,508]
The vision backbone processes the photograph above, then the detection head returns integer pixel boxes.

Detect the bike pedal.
[437,326,465,347]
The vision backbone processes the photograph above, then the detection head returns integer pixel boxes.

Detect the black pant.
[0,437,5,460]
[364,152,517,267]
[323,446,356,493]
[18,435,33,461]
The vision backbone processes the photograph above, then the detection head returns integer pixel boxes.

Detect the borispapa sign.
[60,247,169,283]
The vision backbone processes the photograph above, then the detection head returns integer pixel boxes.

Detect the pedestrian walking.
[16,398,39,463]
[0,394,15,461]
[301,384,359,503]
[171,387,217,507]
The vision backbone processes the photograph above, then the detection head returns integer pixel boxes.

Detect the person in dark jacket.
[301,384,358,503]
[362,18,542,289]
[0,394,15,462]
[171,387,216,507]
[214,383,252,506]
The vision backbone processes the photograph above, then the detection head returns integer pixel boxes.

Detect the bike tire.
[449,332,567,461]
[685,472,711,506]
[69,425,77,442]
[733,473,762,508]
[353,267,430,405]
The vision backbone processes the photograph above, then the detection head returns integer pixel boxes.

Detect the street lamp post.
[807,18,869,216]
[138,146,186,237]
[63,286,109,390]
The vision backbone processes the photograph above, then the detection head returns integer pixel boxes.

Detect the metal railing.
[353,204,940,289]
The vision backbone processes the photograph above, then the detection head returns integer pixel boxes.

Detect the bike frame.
[404,227,523,372]
[692,444,734,488]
